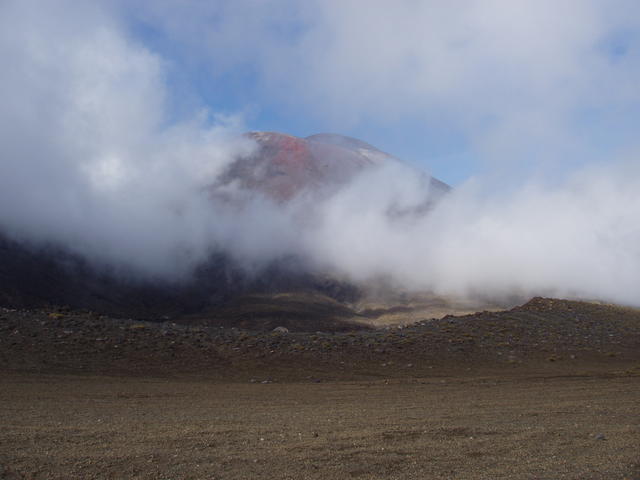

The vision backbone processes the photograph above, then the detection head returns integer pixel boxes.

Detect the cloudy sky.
[1,1,640,304]
[5,0,638,185]
[115,0,640,185]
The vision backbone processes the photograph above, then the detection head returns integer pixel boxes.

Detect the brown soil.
[1,297,640,479]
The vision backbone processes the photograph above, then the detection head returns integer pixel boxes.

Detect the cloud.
[1,0,640,310]
[124,1,640,167]
[301,159,640,306]
[0,0,258,277]
[114,0,640,305]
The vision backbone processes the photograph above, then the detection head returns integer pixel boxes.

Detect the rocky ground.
[2,373,639,480]
[1,297,639,379]
[1,297,640,479]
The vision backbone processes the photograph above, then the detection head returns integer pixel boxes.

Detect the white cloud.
[126,1,640,162]
[1,0,640,309]
[0,0,257,277]
[299,159,640,306]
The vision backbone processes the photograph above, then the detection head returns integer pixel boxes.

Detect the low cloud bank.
[1,1,639,307]
[302,161,640,306]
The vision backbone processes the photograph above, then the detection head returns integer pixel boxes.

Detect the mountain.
[0,132,451,329]
[214,132,450,202]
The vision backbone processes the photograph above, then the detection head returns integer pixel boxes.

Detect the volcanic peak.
[217,131,449,202]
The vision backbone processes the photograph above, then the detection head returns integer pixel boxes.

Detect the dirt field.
[1,372,639,479]
[1,297,640,479]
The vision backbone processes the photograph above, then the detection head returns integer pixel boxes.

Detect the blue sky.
[127,12,475,185]
[117,0,640,187]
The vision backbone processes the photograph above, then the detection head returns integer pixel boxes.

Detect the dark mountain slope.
[0,132,447,326]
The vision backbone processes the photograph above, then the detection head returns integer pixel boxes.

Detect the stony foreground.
[1,373,639,479]
[1,297,640,478]
[1,297,640,380]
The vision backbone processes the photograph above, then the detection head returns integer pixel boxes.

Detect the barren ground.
[1,297,639,479]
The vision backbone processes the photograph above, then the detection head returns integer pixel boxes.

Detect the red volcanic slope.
[215,131,449,202]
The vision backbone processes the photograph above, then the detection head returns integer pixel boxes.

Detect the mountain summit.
[214,132,449,202]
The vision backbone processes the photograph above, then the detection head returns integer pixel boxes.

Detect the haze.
[1,0,640,306]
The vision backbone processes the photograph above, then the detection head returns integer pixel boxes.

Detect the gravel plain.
[1,297,639,479]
